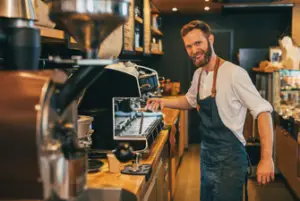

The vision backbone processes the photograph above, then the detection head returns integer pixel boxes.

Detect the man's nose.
[192,45,198,55]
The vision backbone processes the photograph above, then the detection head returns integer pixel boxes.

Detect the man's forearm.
[257,112,274,161]
[163,96,194,110]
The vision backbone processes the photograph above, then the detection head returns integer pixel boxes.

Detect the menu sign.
[123,0,135,51]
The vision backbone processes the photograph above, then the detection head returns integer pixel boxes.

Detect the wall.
[151,8,292,144]
[292,4,300,45]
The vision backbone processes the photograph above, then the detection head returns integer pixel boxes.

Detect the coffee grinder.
[0,0,132,200]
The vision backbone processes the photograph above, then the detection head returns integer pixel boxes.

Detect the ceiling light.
[205,0,209,1]
[172,7,178,12]
[204,6,210,11]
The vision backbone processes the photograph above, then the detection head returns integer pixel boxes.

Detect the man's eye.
[195,41,201,45]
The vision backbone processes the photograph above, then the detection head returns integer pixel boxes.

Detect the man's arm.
[146,96,194,111]
[257,112,274,161]
[257,112,275,184]
[146,69,201,111]
[232,67,274,185]
[165,96,194,109]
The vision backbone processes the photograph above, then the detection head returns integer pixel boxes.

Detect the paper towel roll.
[98,25,123,59]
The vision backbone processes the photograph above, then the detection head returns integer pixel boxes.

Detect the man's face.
[183,29,213,67]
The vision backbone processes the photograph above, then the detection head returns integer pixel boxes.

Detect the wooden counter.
[275,125,300,199]
[87,108,181,201]
[162,108,180,126]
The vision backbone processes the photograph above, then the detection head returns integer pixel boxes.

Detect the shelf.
[36,25,77,44]
[151,27,163,36]
[151,50,164,55]
[135,16,143,24]
[280,89,300,92]
[136,47,144,52]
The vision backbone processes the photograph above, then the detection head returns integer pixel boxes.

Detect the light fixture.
[205,0,209,1]
[172,7,178,12]
[204,6,210,11]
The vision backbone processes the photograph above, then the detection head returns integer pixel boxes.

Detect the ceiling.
[151,0,294,14]
[152,0,222,14]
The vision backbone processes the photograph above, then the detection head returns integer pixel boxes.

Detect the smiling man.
[145,20,275,201]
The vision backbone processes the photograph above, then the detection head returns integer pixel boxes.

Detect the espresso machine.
[78,62,163,151]
[76,61,164,177]
[0,0,135,201]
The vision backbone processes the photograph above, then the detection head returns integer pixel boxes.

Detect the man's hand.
[145,98,165,112]
[256,112,275,185]
[256,158,275,185]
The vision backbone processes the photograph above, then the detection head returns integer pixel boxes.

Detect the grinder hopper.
[39,0,131,114]
[46,0,130,58]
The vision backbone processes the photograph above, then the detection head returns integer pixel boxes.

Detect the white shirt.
[185,61,273,146]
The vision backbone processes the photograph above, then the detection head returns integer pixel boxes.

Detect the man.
[145,20,275,201]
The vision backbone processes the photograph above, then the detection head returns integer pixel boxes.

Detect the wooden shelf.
[136,47,144,52]
[135,16,143,24]
[151,27,163,36]
[151,50,164,55]
[36,25,77,44]
[37,25,64,39]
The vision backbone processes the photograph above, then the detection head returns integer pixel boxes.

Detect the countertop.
[87,108,180,200]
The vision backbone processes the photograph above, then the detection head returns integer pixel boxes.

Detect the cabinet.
[270,69,300,199]
[276,126,300,199]
[143,143,169,201]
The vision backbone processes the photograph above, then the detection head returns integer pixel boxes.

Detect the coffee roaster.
[0,0,137,200]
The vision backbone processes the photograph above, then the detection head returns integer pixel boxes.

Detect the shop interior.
[0,0,300,201]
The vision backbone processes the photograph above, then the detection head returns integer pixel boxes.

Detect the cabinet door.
[148,178,158,201]
[276,126,300,198]
[156,159,168,201]
[143,176,157,201]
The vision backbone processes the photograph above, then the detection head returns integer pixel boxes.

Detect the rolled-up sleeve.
[185,69,201,108]
[232,67,273,119]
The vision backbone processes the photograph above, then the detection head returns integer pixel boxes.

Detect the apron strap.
[196,56,221,110]
[211,57,221,98]
[196,70,204,111]
[197,68,204,96]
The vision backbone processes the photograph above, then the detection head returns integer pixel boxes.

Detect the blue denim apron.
[197,58,249,201]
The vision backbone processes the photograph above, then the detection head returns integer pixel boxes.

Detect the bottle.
[135,26,140,48]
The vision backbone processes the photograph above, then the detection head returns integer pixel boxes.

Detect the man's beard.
[191,40,213,68]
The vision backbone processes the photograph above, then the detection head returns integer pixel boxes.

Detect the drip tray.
[121,164,152,181]
[88,152,107,159]
[88,159,104,174]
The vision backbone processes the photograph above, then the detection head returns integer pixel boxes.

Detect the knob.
[113,143,135,163]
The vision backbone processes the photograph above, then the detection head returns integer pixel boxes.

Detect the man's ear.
[208,34,214,46]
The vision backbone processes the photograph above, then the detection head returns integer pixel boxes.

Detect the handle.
[113,143,135,163]
[40,0,52,3]
[56,66,105,115]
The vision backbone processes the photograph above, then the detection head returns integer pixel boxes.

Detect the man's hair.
[180,20,211,38]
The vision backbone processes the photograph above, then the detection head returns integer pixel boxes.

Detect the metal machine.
[76,61,164,177]
[0,0,136,200]
[77,62,163,152]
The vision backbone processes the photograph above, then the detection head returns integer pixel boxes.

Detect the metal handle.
[139,112,144,134]
[140,84,151,89]
[40,0,52,3]
[56,67,105,115]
